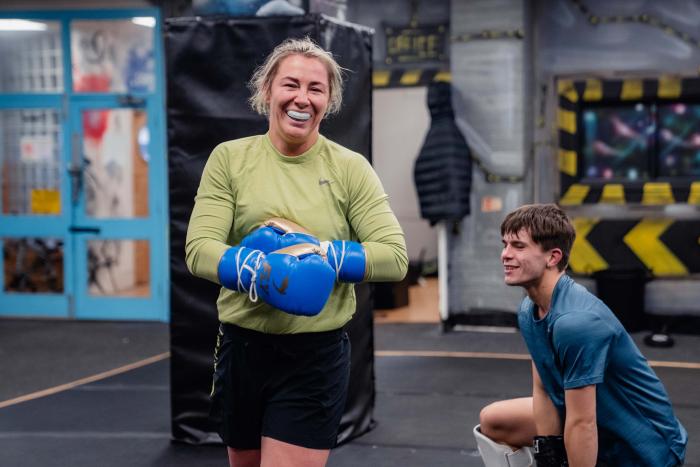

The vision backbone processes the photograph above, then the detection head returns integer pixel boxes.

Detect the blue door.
[0,9,168,321]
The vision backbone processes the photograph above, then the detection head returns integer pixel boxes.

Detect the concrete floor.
[0,284,698,466]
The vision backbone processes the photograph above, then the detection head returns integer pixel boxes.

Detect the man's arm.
[564,385,598,466]
[532,362,562,435]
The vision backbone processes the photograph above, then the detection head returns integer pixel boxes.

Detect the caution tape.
[559,3,700,204]
[560,182,700,206]
[557,76,700,205]
[374,23,524,88]
[568,218,700,277]
[372,68,450,88]
[558,73,700,277]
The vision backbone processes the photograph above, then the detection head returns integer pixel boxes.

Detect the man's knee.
[473,424,535,467]
[479,401,509,439]
[479,397,538,449]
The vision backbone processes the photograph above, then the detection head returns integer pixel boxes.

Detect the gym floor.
[1,279,698,466]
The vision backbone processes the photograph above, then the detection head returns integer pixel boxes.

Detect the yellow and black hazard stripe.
[372,68,450,88]
[569,218,700,277]
[557,76,700,205]
[560,181,700,205]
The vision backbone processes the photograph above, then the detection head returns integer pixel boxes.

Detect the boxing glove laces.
[321,240,366,283]
[218,243,335,316]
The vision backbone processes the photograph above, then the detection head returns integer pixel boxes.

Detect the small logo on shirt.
[319,178,333,186]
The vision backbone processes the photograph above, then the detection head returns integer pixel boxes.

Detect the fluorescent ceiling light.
[132,17,156,28]
[0,19,48,31]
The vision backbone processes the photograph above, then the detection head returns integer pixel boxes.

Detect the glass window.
[0,20,63,93]
[1,109,62,215]
[87,239,149,297]
[3,237,64,293]
[81,108,149,219]
[71,18,155,93]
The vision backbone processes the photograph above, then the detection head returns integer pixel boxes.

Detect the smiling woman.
[247,37,344,157]
[266,54,330,156]
[184,36,408,467]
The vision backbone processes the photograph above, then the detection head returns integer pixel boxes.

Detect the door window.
[0,9,165,321]
[71,18,156,93]
[1,108,63,215]
[0,19,63,93]
[3,237,64,293]
[86,238,149,297]
[81,108,149,219]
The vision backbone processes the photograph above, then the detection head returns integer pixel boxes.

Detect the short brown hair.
[500,204,576,271]
[248,36,344,117]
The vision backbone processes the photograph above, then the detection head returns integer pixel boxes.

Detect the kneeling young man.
[475,204,687,467]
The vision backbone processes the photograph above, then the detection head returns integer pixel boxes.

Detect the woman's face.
[266,54,331,155]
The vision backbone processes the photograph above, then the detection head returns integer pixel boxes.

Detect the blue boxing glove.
[256,243,336,316]
[241,218,319,254]
[321,240,366,283]
[217,243,335,316]
[217,245,265,298]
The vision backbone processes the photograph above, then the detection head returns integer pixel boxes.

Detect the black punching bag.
[166,14,375,446]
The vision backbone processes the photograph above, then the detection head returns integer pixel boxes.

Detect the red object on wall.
[75,74,111,141]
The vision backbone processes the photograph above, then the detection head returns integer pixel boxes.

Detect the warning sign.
[20,135,54,162]
[31,189,61,215]
[480,196,503,213]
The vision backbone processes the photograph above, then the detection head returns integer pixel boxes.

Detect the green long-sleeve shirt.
[186,133,408,333]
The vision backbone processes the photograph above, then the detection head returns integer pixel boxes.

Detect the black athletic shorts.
[210,322,351,450]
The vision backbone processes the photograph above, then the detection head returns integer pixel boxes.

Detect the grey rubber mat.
[1,322,698,467]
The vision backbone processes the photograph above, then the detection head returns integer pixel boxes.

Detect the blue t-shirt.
[518,274,687,466]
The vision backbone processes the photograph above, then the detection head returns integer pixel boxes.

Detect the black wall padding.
[165,15,375,445]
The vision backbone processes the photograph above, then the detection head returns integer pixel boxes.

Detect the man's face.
[501,228,552,288]
[266,54,330,152]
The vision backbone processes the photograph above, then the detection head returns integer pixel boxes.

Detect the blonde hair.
[248,36,344,117]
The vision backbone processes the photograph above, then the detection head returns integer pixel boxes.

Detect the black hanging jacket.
[413,81,472,226]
